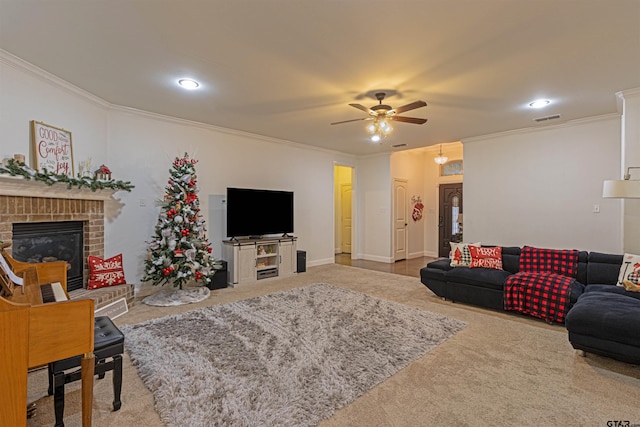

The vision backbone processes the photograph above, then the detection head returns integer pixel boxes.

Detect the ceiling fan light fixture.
[434,144,448,164]
[366,118,392,139]
[331,92,427,143]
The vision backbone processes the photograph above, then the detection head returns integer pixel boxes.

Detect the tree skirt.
[142,286,210,306]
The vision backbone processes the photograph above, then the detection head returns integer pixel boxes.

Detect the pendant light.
[434,145,448,165]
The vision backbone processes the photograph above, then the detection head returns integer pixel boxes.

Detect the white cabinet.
[223,237,297,286]
[279,239,296,276]
[237,244,257,284]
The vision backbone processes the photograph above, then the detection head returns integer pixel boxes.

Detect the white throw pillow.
[449,242,481,267]
[617,253,640,287]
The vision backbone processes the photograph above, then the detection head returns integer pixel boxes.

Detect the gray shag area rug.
[122,283,466,427]
[142,286,210,306]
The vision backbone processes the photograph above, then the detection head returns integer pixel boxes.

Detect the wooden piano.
[0,249,95,427]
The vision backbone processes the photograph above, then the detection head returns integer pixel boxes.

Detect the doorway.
[340,183,352,253]
[334,165,354,256]
[438,183,463,258]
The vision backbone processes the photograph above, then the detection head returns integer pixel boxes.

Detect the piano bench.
[47,316,125,427]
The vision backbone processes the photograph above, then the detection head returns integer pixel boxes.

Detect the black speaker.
[208,260,228,290]
[297,250,306,273]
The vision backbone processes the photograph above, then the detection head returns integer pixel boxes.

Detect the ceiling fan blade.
[349,103,374,114]
[390,116,428,125]
[392,100,427,114]
[330,117,369,125]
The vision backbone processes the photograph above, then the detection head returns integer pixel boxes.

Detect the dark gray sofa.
[565,252,640,365]
[420,246,587,311]
[420,247,640,364]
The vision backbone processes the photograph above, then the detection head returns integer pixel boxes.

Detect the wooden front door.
[438,183,463,258]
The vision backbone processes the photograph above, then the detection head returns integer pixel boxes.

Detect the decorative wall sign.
[31,121,74,176]
[441,160,463,176]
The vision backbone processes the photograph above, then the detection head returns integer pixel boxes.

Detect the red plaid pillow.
[88,254,126,289]
[469,246,503,270]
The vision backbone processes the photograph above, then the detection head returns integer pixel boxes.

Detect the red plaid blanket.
[519,246,579,278]
[504,272,575,323]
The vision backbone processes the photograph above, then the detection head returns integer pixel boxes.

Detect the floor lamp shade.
[602,180,640,198]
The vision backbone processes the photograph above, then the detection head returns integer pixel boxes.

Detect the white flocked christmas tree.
[142,153,219,289]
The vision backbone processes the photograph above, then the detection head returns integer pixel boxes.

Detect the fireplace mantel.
[0,177,110,288]
[0,176,117,200]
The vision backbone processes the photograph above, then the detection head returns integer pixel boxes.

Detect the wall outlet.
[139,198,146,207]
[593,204,600,213]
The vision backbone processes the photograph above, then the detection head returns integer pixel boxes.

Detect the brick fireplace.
[0,178,107,289]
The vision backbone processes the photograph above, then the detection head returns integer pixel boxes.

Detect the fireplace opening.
[11,221,84,292]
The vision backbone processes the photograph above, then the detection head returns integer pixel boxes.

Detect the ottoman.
[565,291,640,364]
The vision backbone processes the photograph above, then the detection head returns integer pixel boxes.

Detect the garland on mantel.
[0,159,134,192]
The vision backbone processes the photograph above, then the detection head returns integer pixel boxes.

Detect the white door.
[393,179,408,262]
[340,184,352,254]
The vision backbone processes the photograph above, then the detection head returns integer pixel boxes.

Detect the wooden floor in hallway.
[334,253,438,278]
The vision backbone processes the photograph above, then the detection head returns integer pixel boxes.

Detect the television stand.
[222,236,297,287]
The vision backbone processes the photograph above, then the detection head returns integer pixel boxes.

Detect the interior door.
[393,179,408,261]
[438,183,463,258]
[340,183,352,254]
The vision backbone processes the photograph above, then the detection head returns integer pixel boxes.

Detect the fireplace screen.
[11,221,84,292]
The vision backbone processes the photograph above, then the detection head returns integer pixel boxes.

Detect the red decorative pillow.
[87,254,126,289]
[469,246,503,270]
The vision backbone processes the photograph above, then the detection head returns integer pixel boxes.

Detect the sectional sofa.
[420,245,640,365]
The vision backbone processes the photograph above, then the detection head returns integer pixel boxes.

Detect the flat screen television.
[226,187,294,238]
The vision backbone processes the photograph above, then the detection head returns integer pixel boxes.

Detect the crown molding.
[1,48,357,160]
[463,113,620,145]
[0,49,110,108]
[616,87,640,99]
[108,104,356,159]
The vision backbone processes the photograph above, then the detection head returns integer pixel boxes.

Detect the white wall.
[106,109,351,279]
[0,53,109,170]
[463,115,623,253]
[390,150,426,258]
[355,154,392,262]
[619,88,640,254]
[0,52,359,286]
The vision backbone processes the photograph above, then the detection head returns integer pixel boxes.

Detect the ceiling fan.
[330,92,428,127]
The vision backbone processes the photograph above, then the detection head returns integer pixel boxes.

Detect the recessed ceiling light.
[529,99,551,108]
[178,79,200,90]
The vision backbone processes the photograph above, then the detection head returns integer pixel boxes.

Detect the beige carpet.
[27,264,640,427]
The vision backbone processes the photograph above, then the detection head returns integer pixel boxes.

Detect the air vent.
[533,114,561,123]
[392,143,407,148]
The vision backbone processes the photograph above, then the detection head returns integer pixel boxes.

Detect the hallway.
[334,254,437,278]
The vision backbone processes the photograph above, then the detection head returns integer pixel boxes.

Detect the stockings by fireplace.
[11,221,84,292]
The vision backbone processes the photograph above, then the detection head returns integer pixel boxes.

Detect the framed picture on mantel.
[31,120,75,177]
